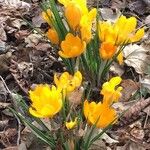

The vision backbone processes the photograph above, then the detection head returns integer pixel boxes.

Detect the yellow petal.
[99,42,117,60]
[131,28,145,42]
[47,28,59,44]
[65,118,77,129]
[29,84,62,118]
[117,51,123,65]
[65,2,82,30]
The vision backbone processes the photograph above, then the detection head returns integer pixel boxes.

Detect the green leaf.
[9,107,56,149]
[49,0,68,39]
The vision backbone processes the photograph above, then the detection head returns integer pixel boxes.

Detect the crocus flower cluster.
[84,76,122,128]
[98,16,144,63]
[42,0,144,62]
[29,71,122,129]
[29,71,82,119]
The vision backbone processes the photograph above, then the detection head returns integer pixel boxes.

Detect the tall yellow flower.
[65,2,82,30]
[58,33,86,58]
[58,0,89,31]
[98,15,144,45]
[58,0,88,14]
[80,8,97,43]
[84,100,117,128]
[65,117,77,129]
[47,28,59,44]
[29,84,62,118]
[54,71,82,94]
[101,76,122,105]
[99,42,117,60]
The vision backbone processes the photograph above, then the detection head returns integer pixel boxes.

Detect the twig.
[0,75,21,145]
[144,107,149,128]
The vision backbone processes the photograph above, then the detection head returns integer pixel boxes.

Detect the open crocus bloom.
[84,100,117,128]
[29,84,62,118]
[98,15,144,45]
[58,33,86,58]
[54,71,82,94]
[99,42,117,60]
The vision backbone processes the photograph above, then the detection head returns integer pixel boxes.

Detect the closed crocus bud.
[65,2,82,30]
[65,118,77,130]
[46,28,59,44]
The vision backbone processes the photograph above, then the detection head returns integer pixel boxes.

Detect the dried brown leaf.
[120,79,139,102]
[119,97,150,126]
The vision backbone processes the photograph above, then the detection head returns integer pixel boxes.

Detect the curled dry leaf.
[0,102,11,109]
[111,0,126,10]
[128,0,149,15]
[123,44,150,74]
[110,62,125,76]
[129,121,145,140]
[0,27,7,41]
[0,120,9,131]
[10,60,33,94]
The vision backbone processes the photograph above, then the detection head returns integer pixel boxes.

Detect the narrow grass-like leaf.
[9,107,56,149]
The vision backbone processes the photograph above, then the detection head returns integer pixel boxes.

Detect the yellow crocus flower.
[84,100,117,128]
[65,117,77,129]
[58,0,88,14]
[54,71,82,95]
[58,0,89,30]
[46,28,59,44]
[101,76,122,105]
[80,8,97,43]
[58,33,86,58]
[65,2,82,30]
[29,84,62,118]
[99,42,117,60]
[99,15,144,45]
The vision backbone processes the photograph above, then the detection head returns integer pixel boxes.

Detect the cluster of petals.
[98,15,144,62]
[54,70,82,94]
[58,0,96,43]
[29,71,82,119]
[84,76,122,128]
